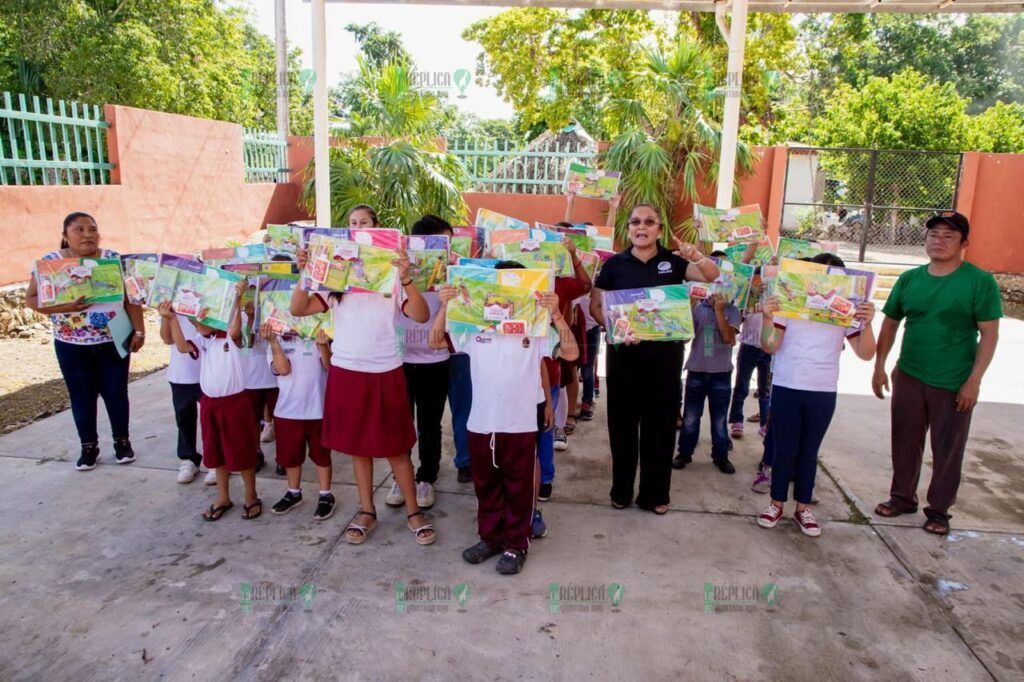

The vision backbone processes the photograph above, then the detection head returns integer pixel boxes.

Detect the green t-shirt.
[882,261,1002,391]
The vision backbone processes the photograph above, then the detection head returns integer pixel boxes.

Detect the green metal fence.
[243,128,290,183]
[449,138,598,194]
[0,92,112,185]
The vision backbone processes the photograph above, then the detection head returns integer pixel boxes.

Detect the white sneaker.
[203,469,218,486]
[177,460,198,484]
[385,480,405,507]
[260,421,275,443]
[553,428,568,451]
[416,482,435,509]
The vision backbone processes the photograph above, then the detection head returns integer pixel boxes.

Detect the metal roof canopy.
[304,0,1024,226]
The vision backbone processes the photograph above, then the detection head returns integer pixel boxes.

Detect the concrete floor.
[0,318,1022,681]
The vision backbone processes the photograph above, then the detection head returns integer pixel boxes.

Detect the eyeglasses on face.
[628,218,661,228]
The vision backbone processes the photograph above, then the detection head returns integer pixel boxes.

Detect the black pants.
[605,342,684,509]
[54,340,130,446]
[170,382,202,465]
[404,359,451,484]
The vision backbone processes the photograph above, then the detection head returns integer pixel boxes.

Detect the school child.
[532,361,556,539]
[265,326,336,520]
[430,267,578,575]
[674,292,741,473]
[387,215,454,511]
[241,293,278,474]
[757,253,876,537]
[290,229,437,546]
[159,283,262,520]
[159,312,203,484]
[729,273,772,440]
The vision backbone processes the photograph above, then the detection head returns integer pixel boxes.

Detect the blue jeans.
[54,339,131,445]
[728,343,771,426]
[536,385,559,484]
[580,326,601,404]
[448,353,472,470]
[677,371,732,460]
[768,384,837,504]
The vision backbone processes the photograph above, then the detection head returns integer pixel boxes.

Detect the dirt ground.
[0,311,169,434]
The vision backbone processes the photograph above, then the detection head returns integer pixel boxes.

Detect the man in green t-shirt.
[871,211,1002,535]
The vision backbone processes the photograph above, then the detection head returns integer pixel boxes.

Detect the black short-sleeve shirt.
[594,244,691,291]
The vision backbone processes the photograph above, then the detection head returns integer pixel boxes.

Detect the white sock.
[319,490,332,497]
[288,488,301,495]
[555,389,568,428]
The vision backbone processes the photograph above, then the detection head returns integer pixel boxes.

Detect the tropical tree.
[968,101,1024,153]
[301,58,468,231]
[602,37,755,244]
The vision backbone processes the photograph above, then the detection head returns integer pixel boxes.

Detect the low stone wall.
[0,284,47,340]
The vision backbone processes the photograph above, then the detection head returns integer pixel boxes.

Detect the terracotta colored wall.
[956,152,1024,273]
[1,105,310,284]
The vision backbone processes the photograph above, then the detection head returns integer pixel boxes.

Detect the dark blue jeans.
[448,352,472,470]
[580,326,601,404]
[728,343,771,426]
[54,340,131,446]
[768,384,837,504]
[677,370,732,460]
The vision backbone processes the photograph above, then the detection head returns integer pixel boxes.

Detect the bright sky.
[237,0,515,119]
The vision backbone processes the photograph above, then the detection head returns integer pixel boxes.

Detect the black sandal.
[923,518,950,536]
[242,499,263,520]
[874,498,918,518]
[564,417,577,435]
[202,502,234,521]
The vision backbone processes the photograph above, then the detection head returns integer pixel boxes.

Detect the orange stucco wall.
[956,152,1024,273]
[1,105,310,284]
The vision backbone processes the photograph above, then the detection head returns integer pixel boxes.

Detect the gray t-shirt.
[684,301,741,373]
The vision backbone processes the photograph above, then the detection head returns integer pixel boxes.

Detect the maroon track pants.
[468,430,537,552]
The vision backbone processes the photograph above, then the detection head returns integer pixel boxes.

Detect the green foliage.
[0,0,310,132]
[968,101,1024,153]
[301,59,468,230]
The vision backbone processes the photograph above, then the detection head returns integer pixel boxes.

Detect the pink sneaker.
[757,503,784,528]
[730,422,744,438]
[794,508,822,537]
[751,466,771,494]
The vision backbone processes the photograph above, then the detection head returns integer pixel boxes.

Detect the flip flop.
[242,499,263,520]
[202,502,234,522]
[874,498,918,518]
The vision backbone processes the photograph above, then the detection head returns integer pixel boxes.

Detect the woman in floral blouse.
[25,212,146,471]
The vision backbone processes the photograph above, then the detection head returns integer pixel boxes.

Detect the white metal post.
[715,0,748,210]
[275,0,289,138]
[311,0,331,226]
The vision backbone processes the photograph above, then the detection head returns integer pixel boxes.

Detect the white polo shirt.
[320,292,403,373]
[194,334,247,399]
[401,292,450,364]
[771,317,861,393]
[269,337,327,420]
[455,333,548,434]
[167,314,201,385]
[240,313,278,390]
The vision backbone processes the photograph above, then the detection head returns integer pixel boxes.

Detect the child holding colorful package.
[431,271,578,575]
[674,292,741,473]
[265,326,336,520]
[290,236,437,546]
[159,312,203,484]
[159,282,262,521]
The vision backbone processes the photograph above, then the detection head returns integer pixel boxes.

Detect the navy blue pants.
[448,352,472,470]
[678,370,733,460]
[580,326,601,404]
[170,382,202,465]
[728,343,771,426]
[54,339,131,446]
[768,385,837,504]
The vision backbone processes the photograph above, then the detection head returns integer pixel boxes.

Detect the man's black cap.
[926,210,970,239]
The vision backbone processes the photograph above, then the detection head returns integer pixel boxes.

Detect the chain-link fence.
[781,147,963,263]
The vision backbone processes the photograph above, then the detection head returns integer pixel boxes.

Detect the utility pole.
[275,0,289,138]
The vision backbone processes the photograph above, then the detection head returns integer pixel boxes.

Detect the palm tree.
[300,57,468,231]
[603,38,755,244]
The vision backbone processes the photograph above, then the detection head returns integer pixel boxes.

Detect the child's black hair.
[495,260,525,270]
[710,250,727,258]
[806,252,846,268]
[411,215,453,236]
[554,221,574,229]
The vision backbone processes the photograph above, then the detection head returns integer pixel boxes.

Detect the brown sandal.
[874,499,917,518]
[923,518,950,535]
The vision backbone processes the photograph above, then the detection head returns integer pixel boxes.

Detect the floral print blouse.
[41,249,123,346]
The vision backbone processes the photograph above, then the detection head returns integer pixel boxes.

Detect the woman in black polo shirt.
[590,204,719,513]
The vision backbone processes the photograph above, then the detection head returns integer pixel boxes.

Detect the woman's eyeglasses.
[628,218,661,228]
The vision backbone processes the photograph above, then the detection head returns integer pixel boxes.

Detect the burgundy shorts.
[200,392,258,472]
[322,365,416,458]
[274,417,332,468]
[247,387,280,422]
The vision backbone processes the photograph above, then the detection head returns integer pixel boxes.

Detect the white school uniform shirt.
[401,291,450,364]
[320,292,403,373]
[269,337,327,420]
[738,312,763,348]
[575,294,599,332]
[771,317,861,393]
[453,334,548,434]
[194,334,247,398]
[240,312,278,389]
[167,314,201,385]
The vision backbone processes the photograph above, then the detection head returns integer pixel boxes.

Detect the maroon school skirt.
[322,365,416,458]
